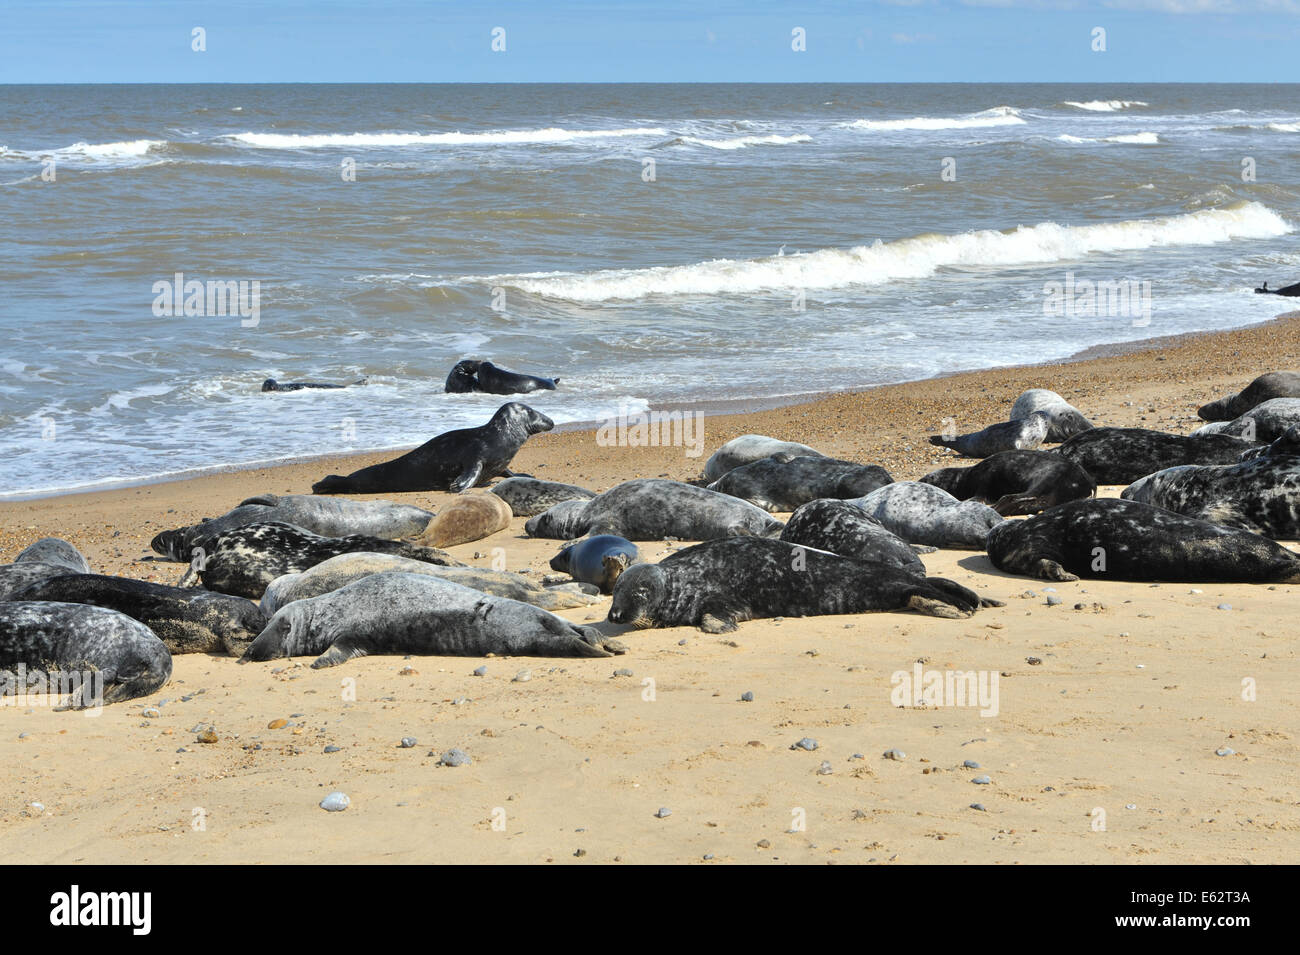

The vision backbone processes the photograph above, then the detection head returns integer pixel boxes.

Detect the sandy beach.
[3,314,1299,864]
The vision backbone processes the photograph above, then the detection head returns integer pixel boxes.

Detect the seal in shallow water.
[262,377,366,392]
[1052,427,1259,485]
[707,454,892,512]
[929,412,1052,459]
[848,482,1003,549]
[919,450,1096,516]
[549,535,640,594]
[444,360,559,395]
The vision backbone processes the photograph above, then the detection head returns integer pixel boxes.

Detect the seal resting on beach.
[490,477,598,517]
[985,498,1300,583]
[444,359,559,395]
[0,602,172,707]
[1008,390,1095,442]
[177,521,462,599]
[848,482,1003,549]
[9,574,266,656]
[549,535,640,594]
[1120,427,1300,539]
[259,552,598,615]
[779,499,929,576]
[1052,427,1259,485]
[1191,398,1300,444]
[703,435,824,482]
[929,412,1052,459]
[1198,372,1300,422]
[706,453,893,512]
[13,538,90,573]
[919,450,1097,516]
[523,479,783,541]
[242,573,626,667]
[607,537,993,633]
[413,494,512,548]
[262,377,366,392]
[312,402,552,494]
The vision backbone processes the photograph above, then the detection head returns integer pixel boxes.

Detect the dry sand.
[3,315,1299,864]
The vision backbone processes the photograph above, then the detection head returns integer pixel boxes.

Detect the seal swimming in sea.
[259,552,599,615]
[607,537,993,633]
[490,477,597,517]
[177,522,462,599]
[151,495,435,561]
[1191,398,1300,444]
[919,450,1096,516]
[703,435,824,482]
[523,479,783,541]
[779,499,929,576]
[1254,281,1300,297]
[549,535,640,594]
[414,494,512,548]
[986,498,1300,582]
[444,359,559,395]
[706,454,893,512]
[1053,427,1260,485]
[0,602,172,707]
[13,538,90,573]
[848,482,1003,549]
[9,574,266,656]
[929,411,1052,459]
[262,377,366,392]
[1198,372,1300,422]
[1120,427,1300,539]
[1008,390,1095,442]
[312,402,552,494]
[242,573,626,667]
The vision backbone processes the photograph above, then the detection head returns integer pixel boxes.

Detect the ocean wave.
[843,106,1025,132]
[468,202,1291,301]
[1057,132,1160,145]
[0,139,166,163]
[677,133,812,150]
[1268,122,1300,133]
[226,127,668,148]
[1062,100,1148,112]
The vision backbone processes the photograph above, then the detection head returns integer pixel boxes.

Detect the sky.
[0,0,1297,83]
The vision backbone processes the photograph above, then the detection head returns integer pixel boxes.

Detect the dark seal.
[444,359,558,395]
[1052,427,1258,485]
[919,450,1097,516]
[549,535,640,594]
[929,412,1052,459]
[706,453,893,512]
[1198,371,1300,422]
[779,499,928,576]
[262,377,366,392]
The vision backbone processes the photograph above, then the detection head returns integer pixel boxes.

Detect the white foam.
[1057,132,1159,145]
[844,106,1024,132]
[1063,100,1149,112]
[1267,122,1300,132]
[227,127,668,148]
[471,202,1292,301]
[0,139,165,163]
[679,133,812,150]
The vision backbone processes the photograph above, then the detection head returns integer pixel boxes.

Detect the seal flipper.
[916,577,983,615]
[312,642,366,669]
[1028,558,1079,582]
[600,553,631,594]
[449,462,484,494]
[699,603,740,633]
[991,493,1049,516]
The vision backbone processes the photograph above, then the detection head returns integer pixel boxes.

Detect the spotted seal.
[706,454,892,512]
[848,482,1003,549]
[1191,398,1300,444]
[1009,389,1095,441]
[549,535,640,594]
[929,411,1052,459]
[702,435,824,482]
[1198,372,1300,421]
[1053,427,1260,485]
[778,499,930,576]
[919,450,1097,516]
[490,477,597,517]
[13,538,90,573]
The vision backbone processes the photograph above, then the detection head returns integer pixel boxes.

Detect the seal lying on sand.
[262,377,366,392]
[985,498,1300,583]
[242,573,626,667]
[1009,390,1094,442]
[920,451,1096,516]
[1052,427,1259,485]
[703,435,824,482]
[779,499,928,576]
[1191,398,1300,444]
[13,538,90,573]
[444,359,559,395]
[259,552,598,615]
[151,495,434,561]
[1198,372,1300,422]
[848,482,1003,549]
[177,522,461,599]
[9,574,266,656]
[414,494,512,548]
[313,402,552,494]
[607,538,994,633]
[929,412,1052,459]
[1121,427,1300,538]
[524,479,783,541]
[707,454,893,512]
[0,602,172,707]
[549,536,639,594]
[490,477,597,517]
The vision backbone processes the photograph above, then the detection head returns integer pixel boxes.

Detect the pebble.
[655,807,671,818]
[883,748,906,761]
[972,775,992,785]
[678,639,688,646]
[473,666,487,677]
[267,718,288,729]
[1045,595,1062,606]
[196,728,218,744]
[612,668,634,678]
[512,670,532,683]
[399,737,417,748]
[324,745,341,753]
[452,697,468,705]
[970,803,986,812]
[1026,656,1042,665]
[1217,603,1232,611]
[1215,747,1236,757]
[791,737,818,751]
[141,707,160,718]
[319,791,350,812]
[440,748,471,767]
[963,759,980,769]
[740,691,754,702]
[1126,804,1137,810]
[703,853,714,861]
[30,802,44,812]
[817,761,833,775]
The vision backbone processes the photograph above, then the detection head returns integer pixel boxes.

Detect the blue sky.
[1,0,1297,83]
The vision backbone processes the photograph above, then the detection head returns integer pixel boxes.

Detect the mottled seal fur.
[707,454,893,512]
[1,562,88,601]
[0,602,172,707]
[929,412,1052,459]
[242,573,625,667]
[703,435,824,482]
[177,521,462,599]
[524,479,783,541]
[259,552,599,615]
[445,359,559,395]
[13,538,90,573]
[312,402,552,494]
[1198,372,1300,421]
[151,495,434,561]
[848,482,1003,549]
[490,477,597,517]
[549,535,640,594]
[1009,389,1095,441]
[985,498,1300,583]
[9,574,266,656]
[779,499,928,576]
[525,500,595,539]
[1191,398,1300,444]
[919,450,1097,516]
[607,537,992,633]
[414,494,512,548]
[1053,427,1260,485]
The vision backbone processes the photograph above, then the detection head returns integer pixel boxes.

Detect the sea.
[2,83,1298,499]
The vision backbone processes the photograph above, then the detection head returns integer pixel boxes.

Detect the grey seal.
[13,538,90,573]
[929,411,1052,459]
[242,573,626,667]
[1008,389,1095,441]
[262,377,366,392]
[1053,427,1260,485]
[703,435,824,482]
[985,498,1300,583]
[1198,372,1300,421]
[848,482,1003,549]
[490,477,597,517]
[549,535,640,594]
[919,450,1096,516]
[525,500,596,539]
[445,359,559,395]
[779,499,929,576]
[706,453,892,512]
[1191,398,1300,444]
